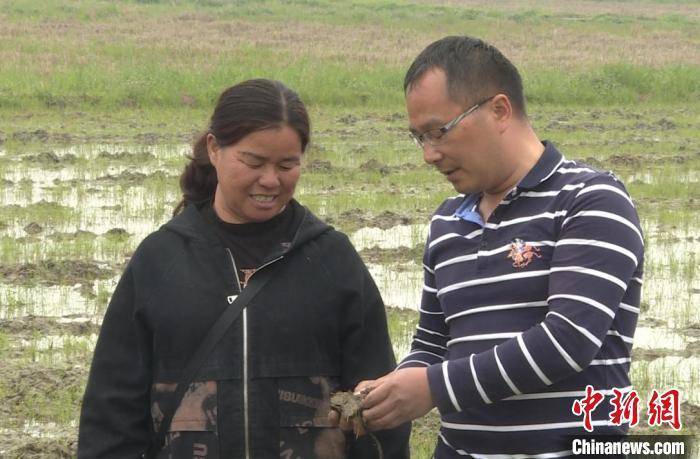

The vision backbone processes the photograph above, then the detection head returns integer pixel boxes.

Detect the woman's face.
[208,125,303,224]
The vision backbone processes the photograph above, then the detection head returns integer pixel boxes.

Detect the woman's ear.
[206,133,220,167]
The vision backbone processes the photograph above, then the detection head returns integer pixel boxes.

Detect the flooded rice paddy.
[0,107,698,455]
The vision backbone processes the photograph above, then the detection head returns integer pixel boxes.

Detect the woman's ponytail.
[173,133,218,215]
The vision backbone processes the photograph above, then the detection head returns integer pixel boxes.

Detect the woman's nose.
[258,167,281,188]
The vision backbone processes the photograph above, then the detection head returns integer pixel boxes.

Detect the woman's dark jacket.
[78,202,410,458]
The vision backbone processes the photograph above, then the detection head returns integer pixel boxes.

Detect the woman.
[78,79,410,458]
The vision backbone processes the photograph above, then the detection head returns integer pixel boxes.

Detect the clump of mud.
[0,364,82,457]
[2,436,77,459]
[359,245,423,266]
[326,209,416,231]
[22,151,77,164]
[631,347,684,362]
[0,260,117,286]
[24,222,44,235]
[305,159,334,172]
[359,159,391,176]
[0,363,86,457]
[97,150,155,161]
[0,315,98,338]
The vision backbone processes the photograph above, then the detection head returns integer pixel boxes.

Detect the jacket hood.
[162,199,332,253]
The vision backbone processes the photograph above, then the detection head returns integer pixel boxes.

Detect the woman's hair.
[174,79,310,215]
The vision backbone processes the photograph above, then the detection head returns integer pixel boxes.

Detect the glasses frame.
[409,95,496,148]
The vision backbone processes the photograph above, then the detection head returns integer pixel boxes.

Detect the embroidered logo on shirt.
[507,238,541,268]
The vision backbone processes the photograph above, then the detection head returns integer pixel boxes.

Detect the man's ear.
[206,133,220,167]
[491,94,513,133]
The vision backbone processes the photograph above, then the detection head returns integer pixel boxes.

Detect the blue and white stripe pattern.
[398,142,644,458]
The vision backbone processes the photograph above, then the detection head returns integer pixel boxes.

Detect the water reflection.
[351,224,427,251]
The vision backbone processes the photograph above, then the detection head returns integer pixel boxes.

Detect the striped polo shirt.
[398,141,644,458]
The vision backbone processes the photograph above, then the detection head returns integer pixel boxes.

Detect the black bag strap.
[145,260,282,458]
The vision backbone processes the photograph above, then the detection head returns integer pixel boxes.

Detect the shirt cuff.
[427,362,459,415]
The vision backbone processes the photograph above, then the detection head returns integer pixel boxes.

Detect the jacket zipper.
[225,249,283,459]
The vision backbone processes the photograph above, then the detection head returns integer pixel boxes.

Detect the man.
[358,36,644,457]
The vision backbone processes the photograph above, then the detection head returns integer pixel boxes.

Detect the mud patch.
[105,227,129,237]
[680,323,700,339]
[632,347,685,362]
[359,159,391,176]
[22,151,77,164]
[97,150,155,161]
[683,340,700,357]
[358,244,423,266]
[0,364,86,419]
[1,435,76,459]
[681,402,700,431]
[47,230,97,241]
[96,169,175,185]
[0,315,98,338]
[305,159,334,172]
[24,222,44,235]
[0,260,118,286]
[327,209,418,231]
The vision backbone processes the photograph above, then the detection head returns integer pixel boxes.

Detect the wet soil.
[96,169,173,185]
[21,151,77,164]
[1,436,77,459]
[305,159,334,172]
[2,104,699,454]
[632,347,685,362]
[358,245,423,266]
[97,150,155,161]
[0,363,84,458]
[24,222,44,235]
[0,315,98,338]
[325,209,420,232]
[0,260,118,286]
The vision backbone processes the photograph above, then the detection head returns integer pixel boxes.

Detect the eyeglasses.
[409,95,495,148]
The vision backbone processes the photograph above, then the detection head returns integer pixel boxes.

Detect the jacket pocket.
[151,381,219,459]
[278,376,347,459]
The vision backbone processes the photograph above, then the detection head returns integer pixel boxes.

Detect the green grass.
[0,0,698,113]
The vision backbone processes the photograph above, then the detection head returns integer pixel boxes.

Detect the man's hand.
[326,381,383,435]
[360,367,434,430]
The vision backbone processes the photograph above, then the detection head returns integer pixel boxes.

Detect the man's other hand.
[361,367,434,430]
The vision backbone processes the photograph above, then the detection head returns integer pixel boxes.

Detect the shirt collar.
[515,140,563,190]
[452,141,563,224]
[454,193,484,226]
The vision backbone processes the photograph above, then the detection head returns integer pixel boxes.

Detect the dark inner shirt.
[202,201,298,290]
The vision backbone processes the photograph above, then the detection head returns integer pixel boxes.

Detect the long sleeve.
[425,174,644,415]
[78,264,153,458]
[397,232,450,370]
[334,236,411,458]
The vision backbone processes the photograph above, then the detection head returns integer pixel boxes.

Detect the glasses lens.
[409,133,423,148]
[424,129,445,146]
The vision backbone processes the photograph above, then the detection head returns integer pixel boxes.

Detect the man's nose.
[422,143,442,164]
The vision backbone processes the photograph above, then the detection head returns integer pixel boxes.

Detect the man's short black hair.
[404,36,526,116]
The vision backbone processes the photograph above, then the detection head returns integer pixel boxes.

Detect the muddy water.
[1,142,698,454]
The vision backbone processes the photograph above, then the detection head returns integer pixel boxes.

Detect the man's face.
[406,68,503,195]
